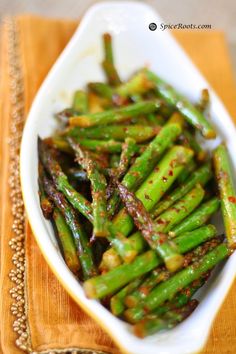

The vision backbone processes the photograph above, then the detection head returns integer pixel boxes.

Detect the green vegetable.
[38,138,93,222]
[110,277,144,316]
[38,162,53,219]
[115,71,155,97]
[88,82,113,100]
[102,33,121,86]
[101,145,193,269]
[213,144,236,249]
[68,138,109,237]
[67,124,160,142]
[154,184,205,233]
[115,138,138,179]
[53,208,81,276]
[117,181,184,272]
[43,176,97,280]
[84,225,217,298]
[113,145,194,236]
[170,197,220,237]
[152,162,212,217]
[133,299,198,338]
[125,236,222,308]
[176,159,197,184]
[108,123,182,216]
[124,243,228,323]
[72,90,88,113]
[145,69,216,139]
[182,130,207,161]
[69,100,161,127]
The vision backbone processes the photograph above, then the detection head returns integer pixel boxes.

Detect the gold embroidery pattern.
[7,17,31,352]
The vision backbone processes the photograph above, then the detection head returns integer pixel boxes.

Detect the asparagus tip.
[124,309,139,324]
[100,252,122,271]
[69,116,92,127]
[165,254,184,272]
[133,321,146,338]
[83,280,97,299]
[125,295,138,309]
[110,298,124,316]
[122,249,138,264]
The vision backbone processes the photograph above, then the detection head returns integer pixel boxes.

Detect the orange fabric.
[1,15,236,354]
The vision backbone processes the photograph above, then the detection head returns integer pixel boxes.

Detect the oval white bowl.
[20,2,236,354]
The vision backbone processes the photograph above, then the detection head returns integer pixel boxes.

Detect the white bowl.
[20,2,236,354]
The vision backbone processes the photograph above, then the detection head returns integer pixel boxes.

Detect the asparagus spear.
[176,159,197,184]
[101,187,211,271]
[213,144,236,249]
[87,92,105,113]
[69,100,161,127]
[112,145,194,236]
[108,123,182,216]
[45,136,74,154]
[84,225,217,298]
[167,112,185,127]
[63,139,138,260]
[145,69,216,139]
[68,138,109,237]
[107,138,138,211]
[103,33,114,64]
[181,130,207,161]
[66,124,160,142]
[115,71,155,97]
[110,270,208,317]
[80,138,124,153]
[125,236,222,308]
[110,277,145,316]
[170,197,220,237]
[46,135,130,157]
[124,243,229,323]
[53,207,81,275]
[101,145,193,268]
[154,184,205,233]
[38,162,53,219]
[102,33,121,86]
[88,82,113,100]
[152,162,212,218]
[38,137,93,222]
[147,113,165,126]
[72,90,88,113]
[53,137,127,154]
[43,176,97,280]
[133,299,198,338]
[102,60,122,86]
[150,272,211,317]
[116,181,184,272]
[114,138,138,179]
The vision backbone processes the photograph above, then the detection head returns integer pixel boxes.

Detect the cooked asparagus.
[213,144,236,249]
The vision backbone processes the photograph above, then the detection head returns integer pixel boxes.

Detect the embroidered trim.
[6,18,110,354]
[7,17,32,352]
